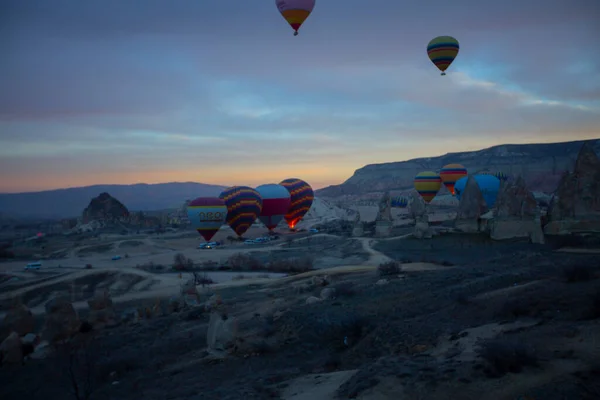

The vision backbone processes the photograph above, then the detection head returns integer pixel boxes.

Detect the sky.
[1,0,599,193]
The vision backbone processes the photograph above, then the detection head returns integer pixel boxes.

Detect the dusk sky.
[1,0,599,193]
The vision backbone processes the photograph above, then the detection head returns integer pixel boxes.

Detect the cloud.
[0,0,598,192]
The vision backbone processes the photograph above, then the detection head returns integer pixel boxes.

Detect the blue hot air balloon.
[391,196,409,208]
[454,174,501,208]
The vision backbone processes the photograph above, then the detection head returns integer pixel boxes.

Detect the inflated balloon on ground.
[440,163,468,195]
[255,183,291,231]
[186,197,228,242]
[414,171,442,203]
[219,186,263,237]
[279,178,314,229]
[454,174,501,208]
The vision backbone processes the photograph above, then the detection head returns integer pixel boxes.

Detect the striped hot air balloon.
[219,186,263,237]
[427,36,460,76]
[186,197,228,242]
[391,196,409,208]
[279,178,314,229]
[439,163,468,195]
[255,183,291,231]
[414,171,442,203]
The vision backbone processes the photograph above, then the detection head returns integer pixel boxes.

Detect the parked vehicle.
[24,262,42,270]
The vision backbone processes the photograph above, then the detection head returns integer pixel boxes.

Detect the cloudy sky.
[1,0,599,193]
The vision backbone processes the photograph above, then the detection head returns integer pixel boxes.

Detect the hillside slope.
[316,139,600,197]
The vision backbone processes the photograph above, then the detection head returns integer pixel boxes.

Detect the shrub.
[378,261,401,277]
[476,338,538,377]
[562,265,594,283]
[173,253,194,271]
[332,281,356,297]
[227,253,264,270]
[268,257,313,274]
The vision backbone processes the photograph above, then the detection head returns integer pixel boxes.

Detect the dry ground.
[2,232,600,400]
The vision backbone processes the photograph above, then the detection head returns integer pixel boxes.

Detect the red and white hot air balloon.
[255,183,292,231]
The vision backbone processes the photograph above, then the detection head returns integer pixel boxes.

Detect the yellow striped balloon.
[414,171,442,203]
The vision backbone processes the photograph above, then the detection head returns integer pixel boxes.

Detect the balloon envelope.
[439,163,467,195]
[391,196,408,208]
[219,186,263,237]
[427,36,460,74]
[276,0,315,34]
[187,197,228,242]
[414,171,442,203]
[279,178,314,229]
[255,184,291,230]
[454,175,501,208]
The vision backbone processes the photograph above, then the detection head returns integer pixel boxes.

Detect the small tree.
[56,336,97,400]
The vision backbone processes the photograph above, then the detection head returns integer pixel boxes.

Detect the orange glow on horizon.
[1,134,598,193]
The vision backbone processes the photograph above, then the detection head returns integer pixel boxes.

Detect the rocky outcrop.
[455,175,487,233]
[87,289,117,328]
[545,142,600,234]
[490,177,544,243]
[207,312,238,353]
[82,192,129,223]
[1,303,34,340]
[409,192,431,239]
[41,295,80,343]
[0,332,23,366]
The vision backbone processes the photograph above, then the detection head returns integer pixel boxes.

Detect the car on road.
[309,228,319,233]
[111,255,122,261]
[24,262,42,270]
[244,240,255,245]
[198,243,213,249]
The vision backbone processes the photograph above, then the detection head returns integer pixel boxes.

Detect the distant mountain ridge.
[0,182,227,219]
[316,139,600,198]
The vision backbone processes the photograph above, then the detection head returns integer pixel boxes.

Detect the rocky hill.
[0,182,227,219]
[82,192,129,223]
[317,139,600,198]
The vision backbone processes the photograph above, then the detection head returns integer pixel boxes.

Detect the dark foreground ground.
[2,234,600,400]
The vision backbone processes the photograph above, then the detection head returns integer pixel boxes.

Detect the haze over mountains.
[0,182,226,219]
[1,139,598,219]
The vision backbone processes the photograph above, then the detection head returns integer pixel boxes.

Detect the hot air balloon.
[439,163,468,195]
[219,186,263,237]
[187,197,228,242]
[391,196,409,208]
[454,175,501,208]
[414,171,442,203]
[427,36,460,76]
[279,178,314,229]
[276,0,315,36]
[255,183,292,231]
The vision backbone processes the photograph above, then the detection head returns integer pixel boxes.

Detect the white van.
[25,262,42,270]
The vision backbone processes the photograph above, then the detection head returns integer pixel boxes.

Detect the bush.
[476,338,538,377]
[173,253,194,271]
[268,257,313,274]
[563,265,594,283]
[332,281,356,297]
[378,261,401,277]
[227,253,264,270]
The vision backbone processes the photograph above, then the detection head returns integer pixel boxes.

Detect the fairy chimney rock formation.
[490,176,544,243]
[455,175,487,233]
[545,142,600,234]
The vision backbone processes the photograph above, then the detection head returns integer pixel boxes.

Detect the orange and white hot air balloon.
[275,0,316,36]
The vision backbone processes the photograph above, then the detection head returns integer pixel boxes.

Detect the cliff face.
[317,139,600,198]
[82,192,129,223]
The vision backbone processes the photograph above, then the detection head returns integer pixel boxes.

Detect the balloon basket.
[441,72,446,76]
[293,31,298,36]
